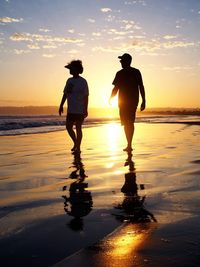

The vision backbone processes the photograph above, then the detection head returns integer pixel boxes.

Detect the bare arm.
[83,95,88,118]
[139,84,146,111]
[109,86,119,104]
[59,93,67,116]
[138,70,146,111]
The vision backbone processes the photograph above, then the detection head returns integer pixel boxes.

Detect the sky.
[0,0,200,108]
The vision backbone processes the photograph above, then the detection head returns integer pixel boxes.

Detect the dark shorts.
[66,113,85,124]
[119,107,137,125]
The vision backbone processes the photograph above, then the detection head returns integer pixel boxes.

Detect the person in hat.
[59,60,89,153]
[109,53,146,152]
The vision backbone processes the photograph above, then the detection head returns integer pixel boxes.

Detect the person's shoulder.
[117,69,123,73]
[79,76,87,80]
[67,77,73,82]
[78,76,88,83]
[131,67,140,72]
[131,67,141,75]
[115,69,124,76]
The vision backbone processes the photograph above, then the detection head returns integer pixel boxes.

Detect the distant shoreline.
[0,106,199,116]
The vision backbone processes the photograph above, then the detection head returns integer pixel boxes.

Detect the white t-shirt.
[63,76,89,114]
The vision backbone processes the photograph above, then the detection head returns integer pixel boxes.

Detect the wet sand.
[0,122,200,266]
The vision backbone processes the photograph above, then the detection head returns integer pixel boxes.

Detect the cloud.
[92,32,101,37]
[10,33,32,42]
[112,36,126,40]
[107,28,129,35]
[132,35,145,39]
[163,66,192,71]
[88,18,95,23]
[43,44,57,49]
[125,1,146,6]
[131,39,197,51]
[105,15,116,22]
[68,29,75,33]
[14,49,30,55]
[67,49,79,54]
[101,8,112,13]
[163,41,195,49]
[92,44,133,53]
[121,20,142,30]
[76,43,85,47]
[9,32,84,56]
[42,54,55,58]
[124,24,133,30]
[140,51,161,56]
[0,17,23,24]
[10,32,83,44]
[39,28,51,33]
[27,44,40,49]
[92,37,199,56]
[92,46,120,53]
[163,35,177,40]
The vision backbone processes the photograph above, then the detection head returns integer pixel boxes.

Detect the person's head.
[65,60,83,76]
[118,53,132,69]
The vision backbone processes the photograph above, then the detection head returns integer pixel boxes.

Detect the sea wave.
[0,115,199,136]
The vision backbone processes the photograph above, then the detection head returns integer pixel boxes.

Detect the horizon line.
[0,106,199,109]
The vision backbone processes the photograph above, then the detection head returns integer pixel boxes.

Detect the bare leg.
[66,121,77,150]
[75,121,83,152]
[124,123,134,151]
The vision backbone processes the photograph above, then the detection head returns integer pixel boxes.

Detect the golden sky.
[0,0,200,108]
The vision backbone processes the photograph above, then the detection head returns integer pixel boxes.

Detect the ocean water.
[0,114,199,136]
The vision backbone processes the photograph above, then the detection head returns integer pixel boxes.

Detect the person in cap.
[109,53,146,152]
[59,60,89,153]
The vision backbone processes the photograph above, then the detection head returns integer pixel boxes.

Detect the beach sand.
[0,122,200,266]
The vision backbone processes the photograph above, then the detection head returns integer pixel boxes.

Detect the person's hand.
[109,96,113,105]
[59,106,63,116]
[84,110,88,118]
[140,101,146,111]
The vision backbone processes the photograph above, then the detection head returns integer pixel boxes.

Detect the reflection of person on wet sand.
[109,53,146,152]
[124,151,135,171]
[114,172,156,223]
[69,151,86,179]
[62,154,93,231]
[114,153,156,223]
[59,60,89,154]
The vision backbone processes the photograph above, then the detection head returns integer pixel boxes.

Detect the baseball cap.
[118,53,132,61]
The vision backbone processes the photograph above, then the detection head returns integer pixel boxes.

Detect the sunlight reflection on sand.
[0,122,200,266]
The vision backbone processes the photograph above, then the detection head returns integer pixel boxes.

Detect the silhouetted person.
[109,53,146,152]
[59,60,89,153]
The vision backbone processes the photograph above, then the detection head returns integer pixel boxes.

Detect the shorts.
[119,107,137,125]
[66,113,85,124]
